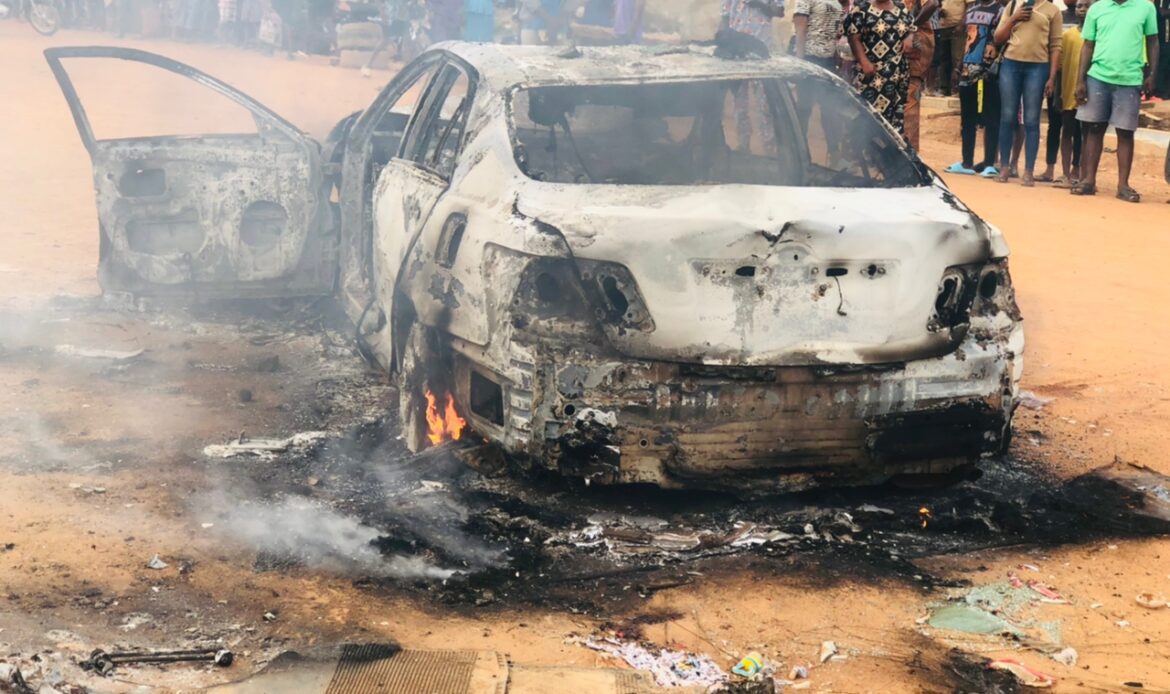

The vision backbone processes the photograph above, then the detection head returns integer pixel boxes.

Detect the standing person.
[722,0,786,47]
[217,0,238,42]
[1040,0,1089,184]
[992,0,1063,185]
[1072,0,1159,200]
[722,0,786,152]
[518,0,562,43]
[463,0,493,41]
[1154,0,1169,97]
[946,0,1006,174]
[612,0,644,43]
[935,0,967,94]
[845,0,915,137]
[904,0,939,149]
[428,0,463,42]
[793,0,845,70]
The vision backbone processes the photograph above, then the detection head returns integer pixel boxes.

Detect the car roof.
[435,42,821,91]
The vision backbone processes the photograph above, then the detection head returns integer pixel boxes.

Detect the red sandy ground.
[2,23,1169,692]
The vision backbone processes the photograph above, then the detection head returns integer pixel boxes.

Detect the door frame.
[44,46,309,155]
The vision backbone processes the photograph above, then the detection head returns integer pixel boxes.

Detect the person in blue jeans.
[464,0,495,41]
[992,0,1063,185]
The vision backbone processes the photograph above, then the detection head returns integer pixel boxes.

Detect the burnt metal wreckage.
[45,41,1024,493]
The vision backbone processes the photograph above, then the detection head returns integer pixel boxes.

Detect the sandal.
[1053,177,1076,189]
[1035,173,1055,183]
[1070,182,1097,196]
[945,162,978,175]
[1021,173,1035,187]
[1116,187,1141,203]
[995,171,1010,183]
[980,166,1000,178]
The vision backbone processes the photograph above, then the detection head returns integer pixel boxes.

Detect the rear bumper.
[452,322,1024,493]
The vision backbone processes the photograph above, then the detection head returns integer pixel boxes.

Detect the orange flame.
[424,388,466,446]
[919,506,932,529]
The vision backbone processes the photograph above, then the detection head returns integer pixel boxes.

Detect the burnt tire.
[336,21,383,50]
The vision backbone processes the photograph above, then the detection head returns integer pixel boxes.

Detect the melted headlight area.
[929,258,1020,332]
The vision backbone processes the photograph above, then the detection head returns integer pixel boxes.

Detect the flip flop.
[980,166,1000,178]
[1070,183,1097,196]
[1117,187,1141,203]
[1034,173,1055,183]
[1021,174,1036,187]
[1053,177,1076,189]
[945,162,978,175]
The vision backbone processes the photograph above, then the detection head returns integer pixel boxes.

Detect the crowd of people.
[26,0,1167,197]
[782,0,1167,200]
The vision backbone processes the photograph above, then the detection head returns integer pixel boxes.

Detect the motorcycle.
[0,0,61,35]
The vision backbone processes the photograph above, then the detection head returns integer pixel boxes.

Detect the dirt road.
[3,23,1170,693]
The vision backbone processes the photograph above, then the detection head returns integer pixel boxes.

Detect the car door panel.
[45,46,333,299]
[369,59,478,366]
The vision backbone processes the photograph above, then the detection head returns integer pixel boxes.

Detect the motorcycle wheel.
[29,1,60,35]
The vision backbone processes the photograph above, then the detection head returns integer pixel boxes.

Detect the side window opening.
[510,80,801,186]
[784,77,922,187]
[509,79,925,188]
[407,66,473,180]
[371,63,440,171]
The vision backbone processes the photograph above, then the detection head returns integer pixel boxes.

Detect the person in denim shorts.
[1072,0,1160,200]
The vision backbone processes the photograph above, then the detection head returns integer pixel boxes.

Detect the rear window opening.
[510,78,924,188]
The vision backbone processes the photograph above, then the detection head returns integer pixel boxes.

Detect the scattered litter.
[928,603,1013,635]
[575,636,726,688]
[0,663,27,689]
[417,480,448,494]
[818,641,838,663]
[1135,593,1167,609]
[201,523,215,529]
[203,431,328,459]
[788,665,809,679]
[731,651,764,678]
[55,344,144,361]
[146,555,168,570]
[2,542,15,552]
[1090,603,1103,609]
[857,504,895,515]
[1051,647,1078,666]
[263,611,278,622]
[119,613,154,631]
[1028,582,1069,604]
[1116,620,1130,628]
[1017,391,1054,410]
[988,659,1056,688]
[1019,563,1041,572]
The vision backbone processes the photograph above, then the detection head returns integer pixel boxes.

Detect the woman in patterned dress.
[844,0,914,137]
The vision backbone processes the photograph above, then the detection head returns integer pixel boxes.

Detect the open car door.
[44,47,335,299]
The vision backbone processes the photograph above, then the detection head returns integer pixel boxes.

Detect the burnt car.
[46,43,1024,492]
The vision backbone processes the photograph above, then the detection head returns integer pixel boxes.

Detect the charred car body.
[46,43,1024,492]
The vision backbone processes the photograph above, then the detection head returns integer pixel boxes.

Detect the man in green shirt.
[1072,0,1159,201]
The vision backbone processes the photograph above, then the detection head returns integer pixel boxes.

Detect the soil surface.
[3,23,1170,693]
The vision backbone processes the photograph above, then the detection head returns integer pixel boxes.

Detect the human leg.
[958,83,979,168]
[1041,93,1061,180]
[905,76,924,150]
[996,61,1023,181]
[1058,110,1077,182]
[980,75,1001,170]
[1019,61,1047,182]
[1116,129,1138,200]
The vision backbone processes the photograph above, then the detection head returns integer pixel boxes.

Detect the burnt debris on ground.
[201,408,1170,613]
[5,298,1169,616]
